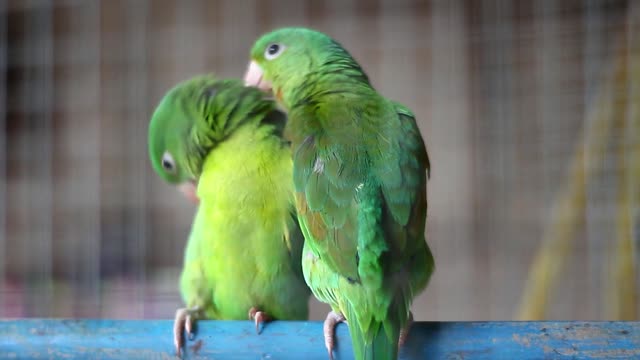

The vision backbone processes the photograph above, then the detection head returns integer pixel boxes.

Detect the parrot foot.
[324,311,346,360]
[398,311,414,347]
[174,306,201,357]
[248,307,271,334]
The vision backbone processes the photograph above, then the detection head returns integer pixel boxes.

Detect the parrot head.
[149,75,232,204]
[149,75,281,204]
[244,27,368,105]
[148,78,204,204]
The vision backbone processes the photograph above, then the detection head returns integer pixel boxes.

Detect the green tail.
[344,304,401,360]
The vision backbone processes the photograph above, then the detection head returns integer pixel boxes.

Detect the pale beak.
[178,180,199,204]
[244,61,272,92]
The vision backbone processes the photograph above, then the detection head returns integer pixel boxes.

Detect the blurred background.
[0,0,638,322]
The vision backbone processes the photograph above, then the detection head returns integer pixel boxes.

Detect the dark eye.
[264,43,285,60]
[162,151,176,173]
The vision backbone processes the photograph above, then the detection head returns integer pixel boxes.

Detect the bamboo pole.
[608,5,639,320]
[516,30,630,320]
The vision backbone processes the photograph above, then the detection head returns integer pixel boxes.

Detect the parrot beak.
[244,61,272,92]
[178,180,199,205]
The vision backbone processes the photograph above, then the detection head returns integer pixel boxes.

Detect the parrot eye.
[161,151,176,173]
[264,43,285,60]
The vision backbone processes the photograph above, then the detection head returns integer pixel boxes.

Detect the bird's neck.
[280,53,373,110]
[185,99,275,178]
[198,123,291,200]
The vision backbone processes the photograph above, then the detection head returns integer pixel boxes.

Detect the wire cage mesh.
[0,0,637,321]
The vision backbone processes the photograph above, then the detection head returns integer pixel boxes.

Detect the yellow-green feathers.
[148,75,309,321]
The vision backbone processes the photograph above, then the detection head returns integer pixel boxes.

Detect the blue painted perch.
[0,320,638,359]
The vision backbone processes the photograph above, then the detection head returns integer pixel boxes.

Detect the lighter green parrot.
[244,28,434,360]
[148,75,310,356]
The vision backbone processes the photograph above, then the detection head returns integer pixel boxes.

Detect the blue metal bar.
[0,320,638,359]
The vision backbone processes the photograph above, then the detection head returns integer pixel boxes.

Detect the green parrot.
[148,75,310,356]
[244,28,434,360]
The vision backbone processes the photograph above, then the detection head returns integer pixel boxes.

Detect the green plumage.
[248,28,434,360]
[148,75,310,323]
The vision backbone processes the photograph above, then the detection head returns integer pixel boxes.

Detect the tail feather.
[344,303,401,360]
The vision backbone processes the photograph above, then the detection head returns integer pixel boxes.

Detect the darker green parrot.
[244,28,434,360]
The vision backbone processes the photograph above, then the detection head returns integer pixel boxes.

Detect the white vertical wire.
[625,1,640,318]
[219,0,258,78]
[0,0,6,317]
[480,0,494,319]
[175,0,205,76]
[537,0,559,318]
[499,0,517,319]
[583,0,604,318]
[40,0,54,317]
[126,0,148,318]
[482,0,516,319]
[85,0,101,317]
[537,0,557,316]
[21,0,54,316]
[18,0,31,316]
[429,0,474,320]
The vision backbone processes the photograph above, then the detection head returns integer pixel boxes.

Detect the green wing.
[294,97,433,308]
[375,101,432,274]
[296,98,433,360]
[373,102,434,339]
[293,131,361,282]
